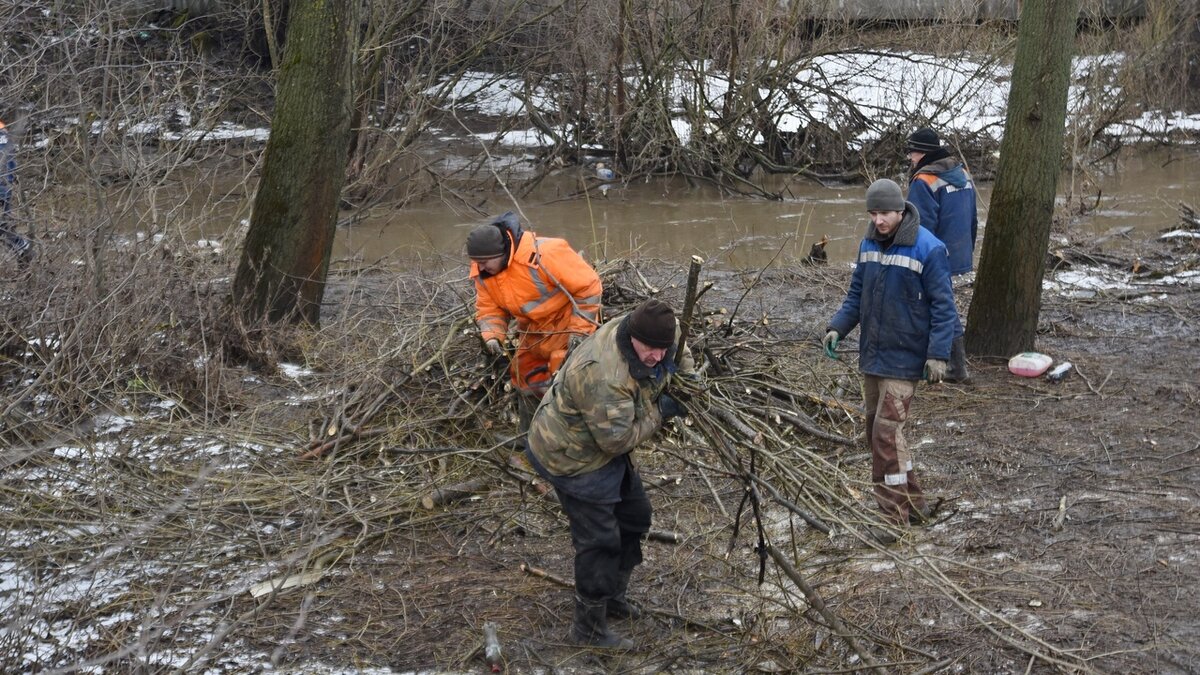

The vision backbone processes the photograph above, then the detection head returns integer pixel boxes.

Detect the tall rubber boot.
[946,335,970,383]
[517,392,538,435]
[607,570,642,619]
[572,594,634,650]
[509,393,540,472]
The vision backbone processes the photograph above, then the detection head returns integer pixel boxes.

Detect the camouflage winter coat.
[527,314,695,477]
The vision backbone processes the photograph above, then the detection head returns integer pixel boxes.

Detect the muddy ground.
[237,230,1198,673]
[2,224,1197,674]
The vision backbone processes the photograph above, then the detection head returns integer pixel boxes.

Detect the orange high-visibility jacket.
[470,217,602,365]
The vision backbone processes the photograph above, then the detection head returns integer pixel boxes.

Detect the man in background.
[1,119,34,266]
[906,127,977,382]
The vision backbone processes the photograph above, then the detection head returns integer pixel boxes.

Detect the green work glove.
[822,330,840,359]
[925,359,948,383]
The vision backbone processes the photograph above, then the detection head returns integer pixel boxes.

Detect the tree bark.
[1185,1,1200,105]
[233,0,358,325]
[965,0,1079,356]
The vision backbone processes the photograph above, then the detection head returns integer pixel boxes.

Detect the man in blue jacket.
[822,179,958,533]
[1,119,34,266]
[906,127,976,382]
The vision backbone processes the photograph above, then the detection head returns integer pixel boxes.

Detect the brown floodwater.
[60,146,1196,269]
[332,147,1197,268]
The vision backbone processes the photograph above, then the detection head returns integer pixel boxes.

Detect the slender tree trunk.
[614,0,628,169]
[964,0,1079,356]
[233,0,358,326]
[1184,0,1200,105]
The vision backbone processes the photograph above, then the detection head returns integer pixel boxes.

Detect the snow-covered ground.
[433,51,1198,148]
[31,51,1200,151]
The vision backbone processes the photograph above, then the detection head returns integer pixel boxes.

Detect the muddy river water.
[135,147,1197,268]
[325,148,1197,268]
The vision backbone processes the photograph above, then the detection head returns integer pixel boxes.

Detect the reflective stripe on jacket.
[470,215,602,363]
[528,315,695,477]
[909,158,978,276]
[829,203,958,381]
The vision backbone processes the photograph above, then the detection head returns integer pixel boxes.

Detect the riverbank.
[1,218,1197,672]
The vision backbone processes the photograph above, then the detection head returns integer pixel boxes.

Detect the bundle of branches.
[293,257,923,663]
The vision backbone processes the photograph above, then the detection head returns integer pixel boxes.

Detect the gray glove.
[925,359,948,383]
[484,339,504,356]
[567,333,585,353]
[822,330,840,359]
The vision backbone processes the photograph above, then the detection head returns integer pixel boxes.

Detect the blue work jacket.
[829,204,959,381]
[909,158,978,276]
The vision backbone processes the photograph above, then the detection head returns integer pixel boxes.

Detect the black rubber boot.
[607,570,642,619]
[866,526,899,545]
[572,594,634,650]
[516,392,538,435]
[946,335,970,383]
[909,503,934,526]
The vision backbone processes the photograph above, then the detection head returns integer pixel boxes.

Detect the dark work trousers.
[553,456,652,601]
[863,376,926,524]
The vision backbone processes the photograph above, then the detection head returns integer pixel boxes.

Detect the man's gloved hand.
[925,359,948,383]
[822,330,840,359]
[659,394,687,420]
[484,339,505,356]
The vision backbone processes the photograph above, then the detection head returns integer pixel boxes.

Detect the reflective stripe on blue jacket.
[829,203,958,381]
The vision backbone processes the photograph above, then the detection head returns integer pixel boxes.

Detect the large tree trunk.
[233,0,358,326]
[964,0,1079,357]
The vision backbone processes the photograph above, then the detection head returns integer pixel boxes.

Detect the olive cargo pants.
[863,376,927,524]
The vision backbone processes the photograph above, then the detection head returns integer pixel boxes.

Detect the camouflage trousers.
[863,376,927,525]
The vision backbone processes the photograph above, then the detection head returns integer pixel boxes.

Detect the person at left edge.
[468,211,602,432]
[0,119,34,266]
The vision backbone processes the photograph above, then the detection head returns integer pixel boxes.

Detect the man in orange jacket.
[468,212,602,430]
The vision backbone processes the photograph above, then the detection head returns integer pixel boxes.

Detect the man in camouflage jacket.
[526,299,696,650]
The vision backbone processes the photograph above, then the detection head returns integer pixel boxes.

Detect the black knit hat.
[905,127,942,153]
[628,300,676,349]
[466,224,506,259]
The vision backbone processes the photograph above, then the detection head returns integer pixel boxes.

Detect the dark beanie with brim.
[905,127,942,153]
[467,224,506,258]
[628,300,676,348]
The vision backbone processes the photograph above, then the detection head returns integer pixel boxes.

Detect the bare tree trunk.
[964,0,1079,356]
[614,0,629,169]
[233,0,359,326]
[1185,0,1200,105]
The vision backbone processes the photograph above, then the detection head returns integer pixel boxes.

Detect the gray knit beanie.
[865,179,905,212]
[466,224,506,258]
